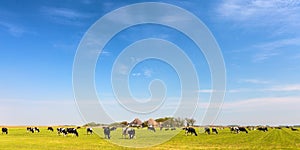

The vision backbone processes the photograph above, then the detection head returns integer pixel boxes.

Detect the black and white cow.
[122,127,135,139]
[212,127,218,134]
[103,127,111,139]
[67,128,78,136]
[87,127,93,135]
[230,127,238,133]
[27,127,35,133]
[238,127,248,133]
[2,128,8,134]
[148,126,156,132]
[128,129,135,139]
[257,127,268,132]
[291,128,299,131]
[183,127,198,136]
[57,128,67,136]
[231,127,248,134]
[48,127,54,132]
[204,127,211,134]
[34,127,40,132]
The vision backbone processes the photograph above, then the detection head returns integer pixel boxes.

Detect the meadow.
[0,126,299,150]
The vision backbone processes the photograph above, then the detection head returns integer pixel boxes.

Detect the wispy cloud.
[217,0,300,36]
[105,4,193,26]
[222,96,300,111]
[255,38,300,51]
[199,83,300,94]
[251,38,300,62]
[143,68,153,78]
[264,84,300,92]
[0,21,26,37]
[239,79,271,84]
[197,89,216,93]
[131,68,153,78]
[252,51,280,62]
[116,63,129,75]
[80,0,94,5]
[132,72,141,77]
[198,89,249,93]
[40,7,92,25]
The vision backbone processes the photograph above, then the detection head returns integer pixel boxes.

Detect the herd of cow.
[1,126,299,139]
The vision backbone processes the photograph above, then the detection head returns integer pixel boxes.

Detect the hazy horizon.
[1,0,300,126]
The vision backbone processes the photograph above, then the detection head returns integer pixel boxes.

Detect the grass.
[0,127,299,149]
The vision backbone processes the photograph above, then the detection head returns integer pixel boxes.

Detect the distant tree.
[109,122,123,127]
[155,117,173,123]
[185,118,196,126]
[162,118,175,127]
[83,122,104,127]
[120,121,128,126]
[174,117,185,127]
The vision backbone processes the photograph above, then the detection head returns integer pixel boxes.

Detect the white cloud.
[143,69,153,78]
[132,73,141,77]
[255,38,300,51]
[198,89,214,93]
[116,63,129,75]
[198,89,248,93]
[251,38,300,62]
[264,84,300,92]
[100,50,111,56]
[132,68,153,78]
[222,96,300,111]
[217,0,300,35]
[239,79,270,84]
[0,99,83,126]
[0,21,26,37]
[40,7,92,25]
[200,83,300,94]
[214,96,300,125]
[252,51,280,62]
[42,7,86,19]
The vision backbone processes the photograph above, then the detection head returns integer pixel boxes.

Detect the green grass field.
[0,127,299,149]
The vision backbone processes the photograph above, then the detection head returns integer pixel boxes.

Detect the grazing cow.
[204,127,210,134]
[27,127,34,133]
[165,128,169,131]
[148,126,156,132]
[231,127,248,134]
[48,127,54,132]
[171,127,176,130]
[87,127,93,135]
[34,127,40,132]
[291,128,299,131]
[230,127,239,133]
[2,128,8,134]
[76,126,81,129]
[57,128,67,136]
[212,127,218,134]
[103,127,110,139]
[122,127,135,139]
[238,127,248,133]
[183,127,197,136]
[67,128,78,137]
[257,127,268,132]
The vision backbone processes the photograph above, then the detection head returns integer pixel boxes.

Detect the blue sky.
[0,0,300,126]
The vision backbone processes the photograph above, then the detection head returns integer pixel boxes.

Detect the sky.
[0,0,300,126]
